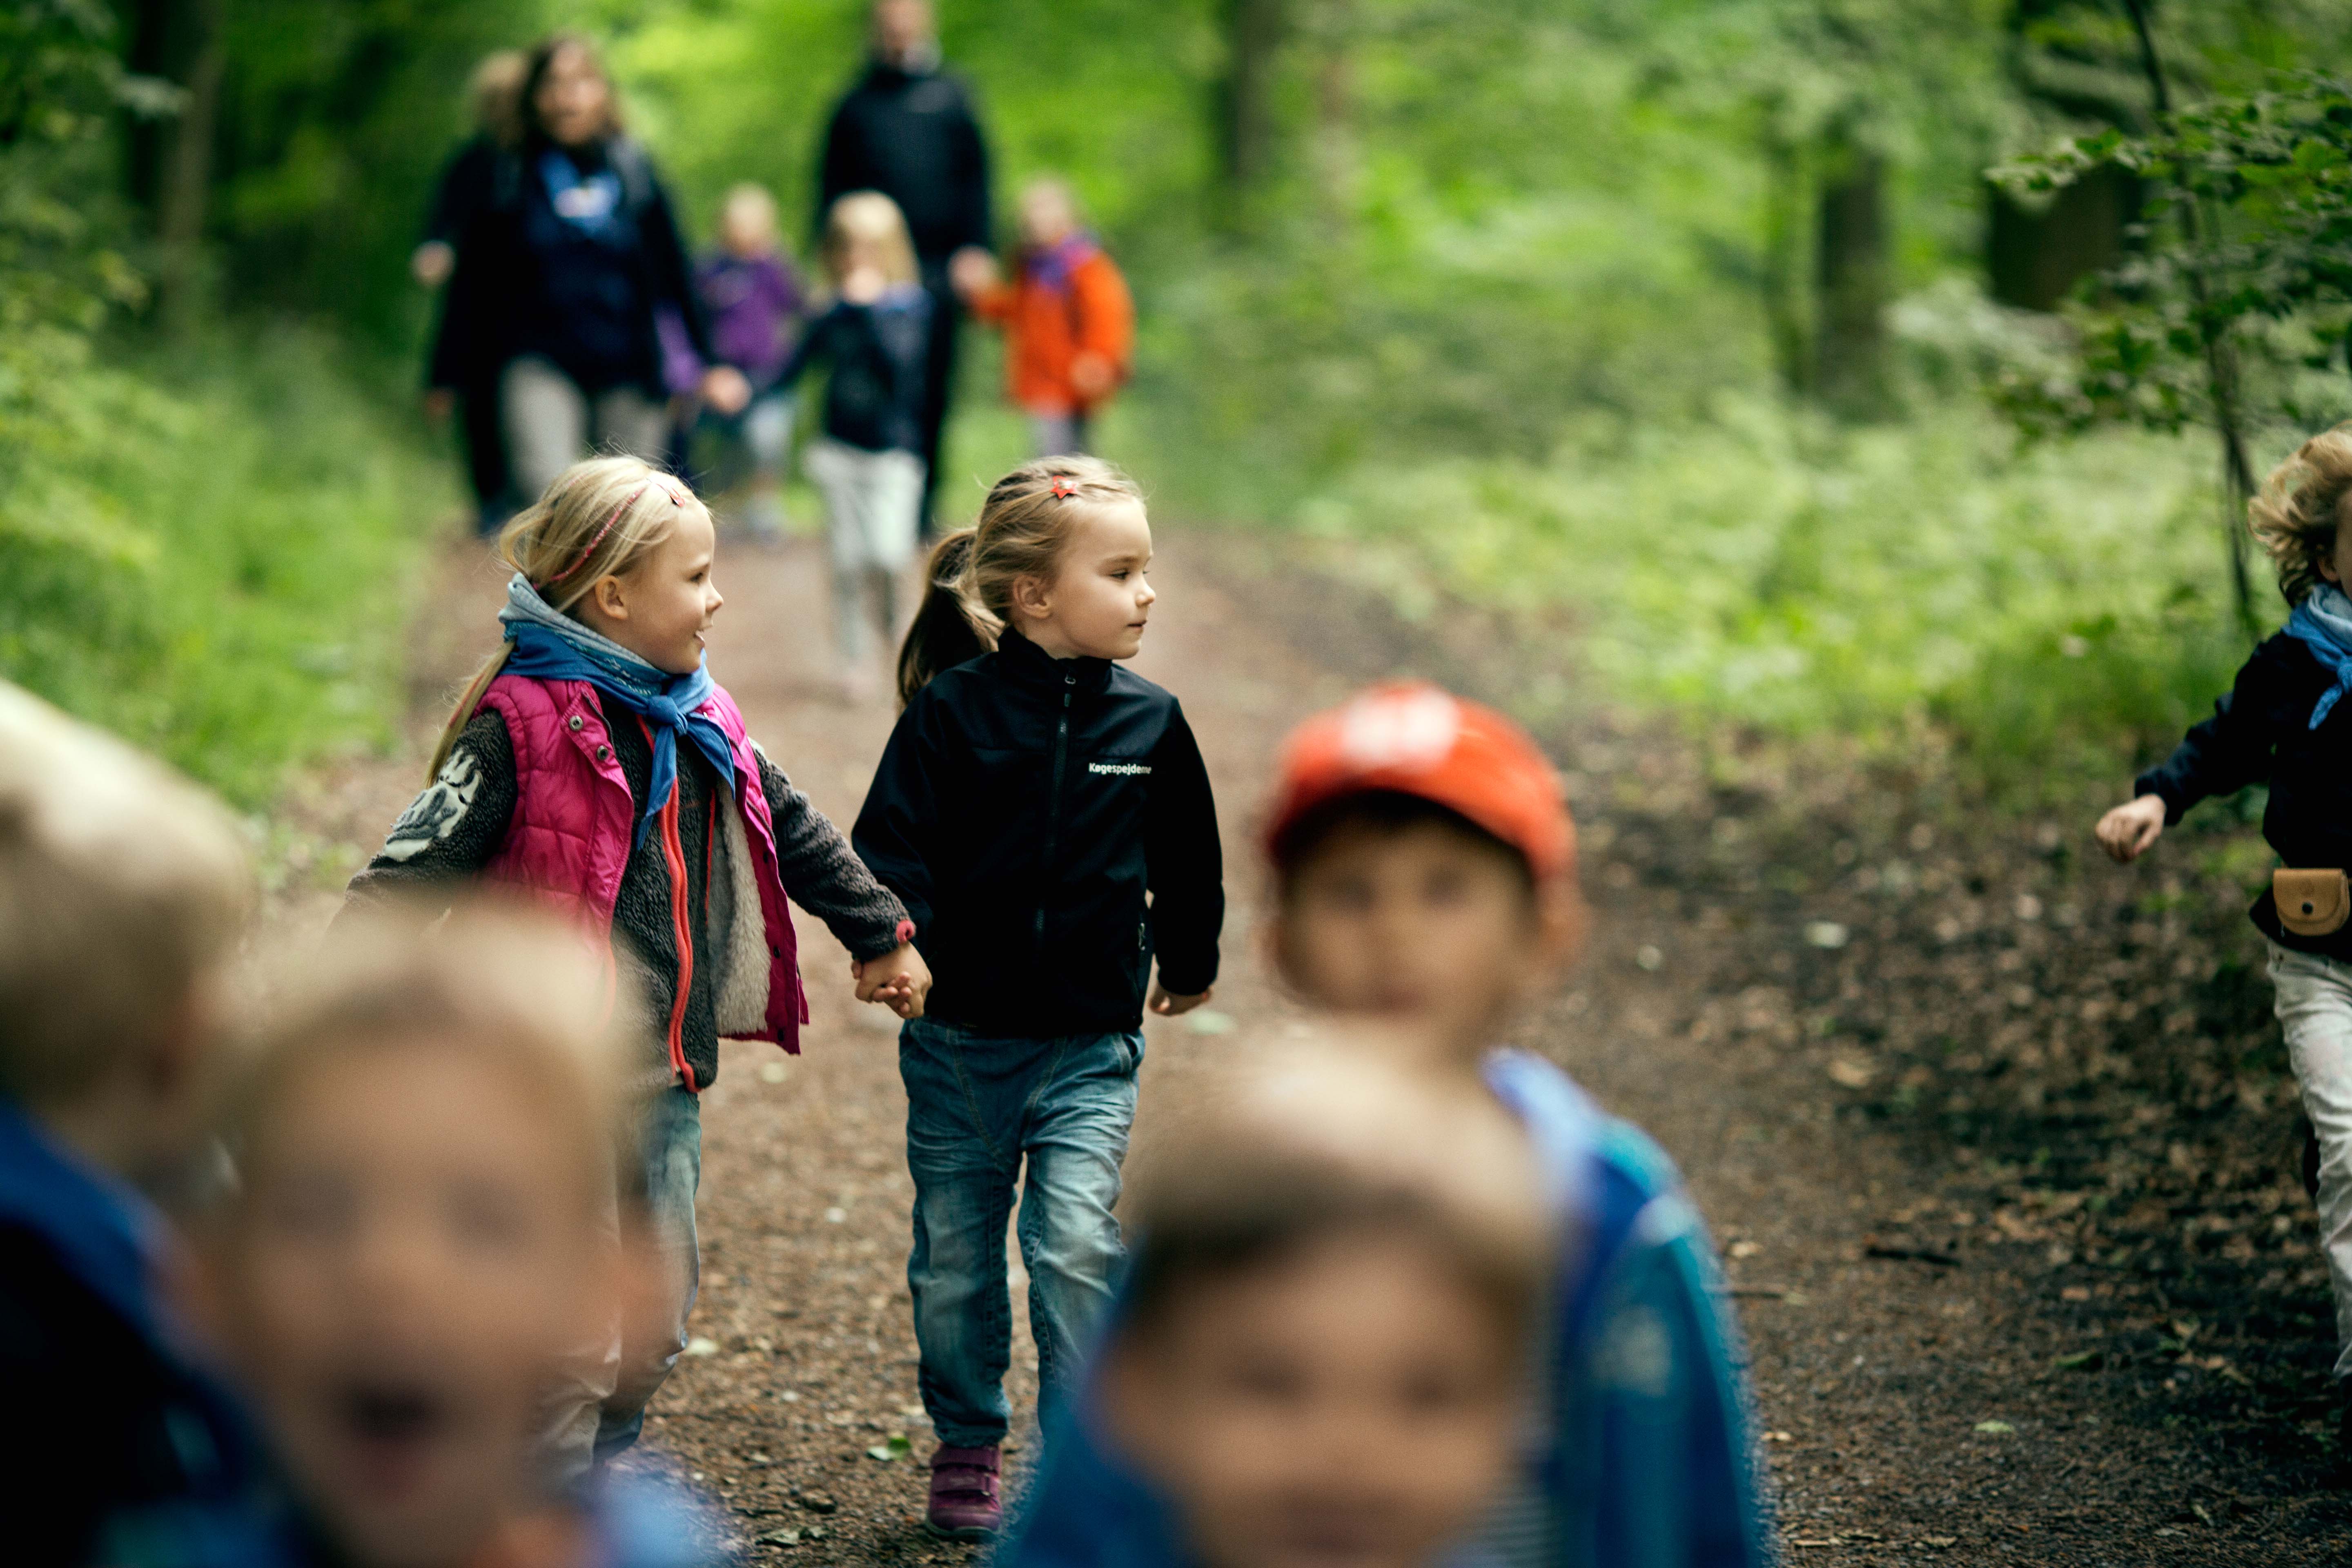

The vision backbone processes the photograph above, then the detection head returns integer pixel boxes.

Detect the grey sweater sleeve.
[755,747,910,961]
[344,710,519,914]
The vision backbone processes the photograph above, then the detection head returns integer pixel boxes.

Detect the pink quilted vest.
[474,674,808,1070]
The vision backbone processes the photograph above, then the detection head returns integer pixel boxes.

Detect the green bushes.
[1166,382,2257,797]
[0,329,448,804]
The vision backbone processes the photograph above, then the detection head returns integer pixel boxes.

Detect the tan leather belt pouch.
[2275,868,2351,936]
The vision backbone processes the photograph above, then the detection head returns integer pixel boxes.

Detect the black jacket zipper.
[1036,674,1074,943]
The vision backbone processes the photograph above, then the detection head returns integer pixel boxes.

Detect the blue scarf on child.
[2288,583,2352,729]
[498,574,736,851]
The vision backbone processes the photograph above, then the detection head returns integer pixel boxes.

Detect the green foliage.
[0,328,448,804]
[0,3,443,800]
[1250,388,2246,793]
[1995,70,2352,441]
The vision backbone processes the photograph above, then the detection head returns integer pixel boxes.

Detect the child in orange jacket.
[962,178,1133,458]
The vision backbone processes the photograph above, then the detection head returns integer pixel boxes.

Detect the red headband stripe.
[545,479,680,586]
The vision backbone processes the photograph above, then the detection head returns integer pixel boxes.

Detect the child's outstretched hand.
[854,942,932,1019]
[2096,795,2167,863]
[1148,982,1211,1017]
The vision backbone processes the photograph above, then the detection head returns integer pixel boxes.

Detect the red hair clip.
[1049,475,1078,499]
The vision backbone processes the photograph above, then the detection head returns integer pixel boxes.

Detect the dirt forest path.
[268,523,2351,1568]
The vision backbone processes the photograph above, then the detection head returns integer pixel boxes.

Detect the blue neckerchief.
[539,148,624,236]
[499,576,737,851]
[2287,584,2352,729]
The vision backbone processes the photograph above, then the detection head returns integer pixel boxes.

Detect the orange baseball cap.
[1264,682,1575,880]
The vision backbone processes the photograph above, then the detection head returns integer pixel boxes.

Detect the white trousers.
[2268,941,2352,1379]
[804,439,924,669]
[502,355,670,505]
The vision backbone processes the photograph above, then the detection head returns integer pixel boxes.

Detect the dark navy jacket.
[997,1052,1771,1568]
[0,1100,287,1568]
[2135,630,2352,959]
[853,629,1223,1036]
[816,60,993,264]
[775,289,932,455]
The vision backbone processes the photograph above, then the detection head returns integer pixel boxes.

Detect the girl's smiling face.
[578,503,724,675]
[1014,500,1157,661]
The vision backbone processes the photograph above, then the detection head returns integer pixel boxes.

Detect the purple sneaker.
[924,1444,1002,1541]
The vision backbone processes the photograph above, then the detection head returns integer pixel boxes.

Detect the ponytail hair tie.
[1049,475,1078,499]
[547,481,652,586]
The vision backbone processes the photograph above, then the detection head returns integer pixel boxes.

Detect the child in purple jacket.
[694,184,807,539]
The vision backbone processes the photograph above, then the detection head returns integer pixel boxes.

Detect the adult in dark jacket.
[417,50,527,535]
[815,0,994,530]
[428,33,747,509]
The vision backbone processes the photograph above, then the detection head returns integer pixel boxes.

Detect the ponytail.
[894,455,1145,707]
[897,530,993,706]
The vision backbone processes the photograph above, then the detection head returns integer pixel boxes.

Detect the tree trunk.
[155,0,225,332]
[1813,133,1888,416]
[1987,163,2139,311]
[1763,131,1809,397]
[1218,0,1286,205]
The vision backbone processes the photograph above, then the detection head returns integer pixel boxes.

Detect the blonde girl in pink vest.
[346,454,931,1478]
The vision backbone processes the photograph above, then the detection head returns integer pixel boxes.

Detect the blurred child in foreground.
[2096,422,2352,1450]
[1031,1043,1551,1568]
[693,183,807,541]
[191,910,724,1568]
[963,177,1133,459]
[0,681,277,1566]
[1004,683,1768,1568]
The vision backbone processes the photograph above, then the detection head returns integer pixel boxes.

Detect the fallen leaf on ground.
[1828,1056,1877,1088]
[1184,1008,1236,1035]
[683,1336,722,1358]
[1975,1419,2015,1434]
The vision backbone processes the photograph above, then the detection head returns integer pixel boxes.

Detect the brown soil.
[269,521,2352,1567]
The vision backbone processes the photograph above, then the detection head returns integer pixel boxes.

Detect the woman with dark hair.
[428,33,747,507]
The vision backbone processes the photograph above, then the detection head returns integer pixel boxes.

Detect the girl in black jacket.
[2097,423,2352,1446]
[851,457,1224,1539]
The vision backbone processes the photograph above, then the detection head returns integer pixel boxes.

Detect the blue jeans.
[900,1017,1142,1449]
[595,1084,702,1461]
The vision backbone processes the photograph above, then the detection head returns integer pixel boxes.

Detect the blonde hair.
[0,682,252,1107]
[426,456,699,780]
[2251,423,2352,606]
[822,191,919,289]
[720,183,781,249]
[219,904,639,1215]
[896,456,1145,703]
[469,49,528,147]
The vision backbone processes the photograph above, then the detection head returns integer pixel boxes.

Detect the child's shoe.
[923,1445,1002,1540]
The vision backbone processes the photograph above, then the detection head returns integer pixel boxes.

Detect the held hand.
[853,942,932,1020]
[411,241,455,289]
[1148,982,1211,1018]
[701,365,753,416]
[949,245,998,301]
[2095,795,2167,863]
[1069,351,1114,401]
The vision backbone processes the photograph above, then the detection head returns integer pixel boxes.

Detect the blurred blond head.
[822,190,920,290]
[719,182,783,258]
[469,49,529,147]
[1105,1034,1550,1568]
[202,905,637,1568]
[0,681,251,1178]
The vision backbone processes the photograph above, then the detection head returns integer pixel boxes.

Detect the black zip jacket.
[775,292,931,454]
[853,629,1224,1037]
[2136,629,2352,959]
[816,60,993,263]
